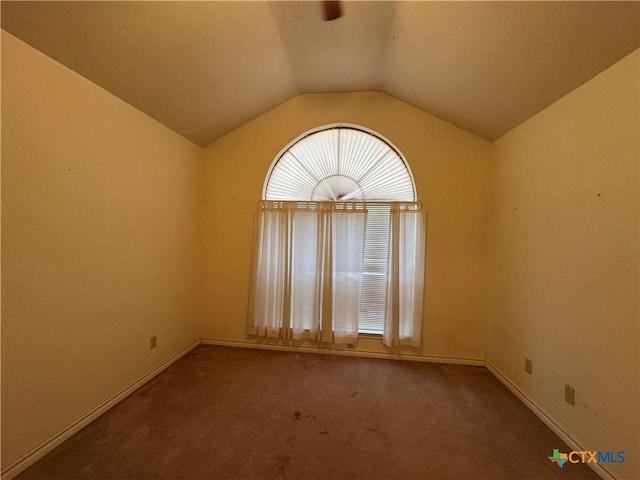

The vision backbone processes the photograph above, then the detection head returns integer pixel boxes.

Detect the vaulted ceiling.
[2,1,639,147]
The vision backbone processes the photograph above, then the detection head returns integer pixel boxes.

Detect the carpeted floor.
[16,345,599,480]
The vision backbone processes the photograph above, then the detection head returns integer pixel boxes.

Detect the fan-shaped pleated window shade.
[263,125,417,334]
[264,126,415,202]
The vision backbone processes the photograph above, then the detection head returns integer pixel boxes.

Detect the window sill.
[358,332,382,339]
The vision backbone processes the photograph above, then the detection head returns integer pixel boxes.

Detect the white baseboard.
[485,362,616,480]
[3,341,614,480]
[1,340,201,480]
[200,338,485,366]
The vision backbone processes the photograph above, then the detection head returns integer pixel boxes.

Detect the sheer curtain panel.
[383,202,426,347]
[248,201,366,345]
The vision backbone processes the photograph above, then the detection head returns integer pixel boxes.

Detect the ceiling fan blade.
[322,1,342,21]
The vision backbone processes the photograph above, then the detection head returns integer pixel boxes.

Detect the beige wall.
[1,31,202,469]
[4,24,637,480]
[488,50,639,479]
[200,91,491,361]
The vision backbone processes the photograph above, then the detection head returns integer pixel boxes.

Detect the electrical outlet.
[150,335,157,350]
[524,358,533,375]
[565,384,575,406]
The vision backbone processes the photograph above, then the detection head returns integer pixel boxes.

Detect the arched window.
[248,125,425,347]
[264,125,416,202]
